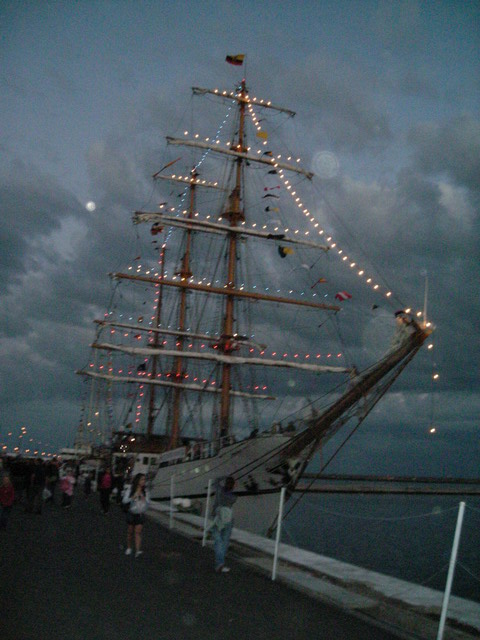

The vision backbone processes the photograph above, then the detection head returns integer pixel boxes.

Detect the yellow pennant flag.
[256,131,268,140]
[278,246,294,258]
[226,54,245,66]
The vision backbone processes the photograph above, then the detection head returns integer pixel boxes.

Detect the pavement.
[0,492,478,640]
[149,505,480,640]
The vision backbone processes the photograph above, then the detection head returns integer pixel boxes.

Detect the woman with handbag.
[122,473,150,557]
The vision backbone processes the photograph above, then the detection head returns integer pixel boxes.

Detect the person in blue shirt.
[211,476,237,573]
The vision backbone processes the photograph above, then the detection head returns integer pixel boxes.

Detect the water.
[283,491,480,603]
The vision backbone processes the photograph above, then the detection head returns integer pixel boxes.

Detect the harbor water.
[283,490,480,603]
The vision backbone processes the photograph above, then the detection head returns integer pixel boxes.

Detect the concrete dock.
[1,492,478,640]
[149,504,480,640]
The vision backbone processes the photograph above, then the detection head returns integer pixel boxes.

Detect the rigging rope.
[457,562,480,583]
[273,346,421,531]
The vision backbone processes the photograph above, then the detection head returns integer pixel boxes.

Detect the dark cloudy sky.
[1,1,478,475]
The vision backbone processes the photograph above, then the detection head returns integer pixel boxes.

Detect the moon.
[86,201,96,212]
[312,151,339,179]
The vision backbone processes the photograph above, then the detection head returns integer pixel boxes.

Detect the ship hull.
[148,433,301,534]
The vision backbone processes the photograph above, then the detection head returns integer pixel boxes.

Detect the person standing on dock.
[45,459,59,505]
[98,466,113,514]
[211,476,237,573]
[112,466,124,505]
[122,473,150,558]
[60,467,76,508]
[84,471,93,498]
[27,458,46,514]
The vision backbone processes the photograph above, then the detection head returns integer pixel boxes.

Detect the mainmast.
[219,79,247,438]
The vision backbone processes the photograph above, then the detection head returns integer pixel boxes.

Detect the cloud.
[0,160,82,287]
[86,139,141,208]
[372,0,423,52]
[278,55,393,153]
[397,69,438,99]
[408,115,480,193]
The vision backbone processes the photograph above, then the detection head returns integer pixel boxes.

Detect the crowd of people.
[0,455,237,572]
[1,456,61,516]
[0,457,127,513]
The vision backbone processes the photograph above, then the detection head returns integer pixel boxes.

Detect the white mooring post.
[436,501,466,640]
[202,479,213,547]
[169,475,175,529]
[272,486,286,581]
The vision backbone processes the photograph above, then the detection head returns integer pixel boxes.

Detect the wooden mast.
[146,245,166,437]
[169,170,197,448]
[219,79,247,438]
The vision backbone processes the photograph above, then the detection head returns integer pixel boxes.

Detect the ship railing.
[182,435,237,463]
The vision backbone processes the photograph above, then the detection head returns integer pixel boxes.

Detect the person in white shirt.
[122,473,150,558]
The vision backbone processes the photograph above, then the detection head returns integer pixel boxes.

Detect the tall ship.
[77,58,432,534]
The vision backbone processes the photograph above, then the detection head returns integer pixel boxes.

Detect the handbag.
[129,496,147,514]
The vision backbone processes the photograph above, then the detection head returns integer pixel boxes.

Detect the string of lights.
[246,101,434,320]
[0,425,55,457]
[91,336,343,362]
